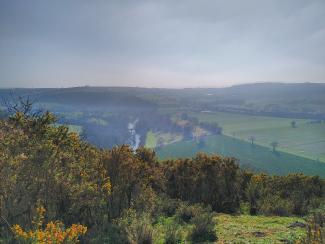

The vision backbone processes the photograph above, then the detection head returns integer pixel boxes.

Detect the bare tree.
[2,93,42,117]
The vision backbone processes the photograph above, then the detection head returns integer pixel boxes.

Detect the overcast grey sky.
[0,0,324,88]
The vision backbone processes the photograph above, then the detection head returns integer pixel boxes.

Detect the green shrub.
[154,195,181,218]
[259,195,294,216]
[90,223,129,244]
[176,203,196,223]
[307,197,323,212]
[246,174,325,217]
[134,224,153,244]
[117,209,154,244]
[164,224,182,244]
[298,211,325,244]
[176,203,206,223]
[239,202,250,215]
[188,212,217,242]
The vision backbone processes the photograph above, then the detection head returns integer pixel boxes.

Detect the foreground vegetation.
[1,107,325,243]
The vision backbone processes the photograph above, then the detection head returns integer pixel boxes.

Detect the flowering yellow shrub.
[12,206,87,244]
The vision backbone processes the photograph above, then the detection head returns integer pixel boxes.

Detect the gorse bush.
[103,145,163,219]
[175,203,207,223]
[0,111,159,241]
[176,204,197,223]
[116,209,154,244]
[0,111,110,240]
[189,212,217,243]
[164,224,182,244]
[258,195,294,216]
[164,153,242,213]
[154,195,181,218]
[12,205,87,243]
[1,108,325,242]
[246,174,325,216]
[297,211,325,244]
[174,203,217,242]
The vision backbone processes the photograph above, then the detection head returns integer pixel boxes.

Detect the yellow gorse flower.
[12,206,87,243]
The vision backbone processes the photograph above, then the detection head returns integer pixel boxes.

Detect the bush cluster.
[1,110,325,243]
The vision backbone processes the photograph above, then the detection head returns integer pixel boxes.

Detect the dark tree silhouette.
[2,95,42,117]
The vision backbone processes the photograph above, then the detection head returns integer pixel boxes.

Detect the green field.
[188,111,325,162]
[145,131,183,148]
[152,214,305,243]
[156,134,325,177]
[216,214,305,243]
[145,130,157,148]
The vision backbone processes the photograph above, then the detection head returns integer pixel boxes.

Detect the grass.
[145,130,157,148]
[153,216,190,243]
[156,134,325,177]
[152,214,306,243]
[188,111,325,162]
[189,111,308,133]
[216,214,306,243]
[233,123,325,162]
[145,131,183,148]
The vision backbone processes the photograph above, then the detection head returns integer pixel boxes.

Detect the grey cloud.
[0,0,324,88]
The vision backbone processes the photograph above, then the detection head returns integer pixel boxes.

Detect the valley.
[1,83,324,177]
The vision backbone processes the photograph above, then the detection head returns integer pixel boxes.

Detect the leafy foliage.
[298,206,325,244]
[12,205,87,243]
[246,174,324,216]
[0,111,110,240]
[189,211,217,243]
[163,224,182,244]
[115,209,154,244]
[164,153,241,213]
[1,108,325,243]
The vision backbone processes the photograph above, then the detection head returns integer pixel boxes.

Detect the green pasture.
[145,130,157,148]
[216,214,306,243]
[145,131,183,148]
[152,214,305,243]
[188,111,325,162]
[156,134,325,177]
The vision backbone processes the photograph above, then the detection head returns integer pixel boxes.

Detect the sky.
[0,0,325,88]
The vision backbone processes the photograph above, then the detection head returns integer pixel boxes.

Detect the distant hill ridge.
[1,82,324,118]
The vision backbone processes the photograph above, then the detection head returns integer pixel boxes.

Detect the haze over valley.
[1,1,325,243]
